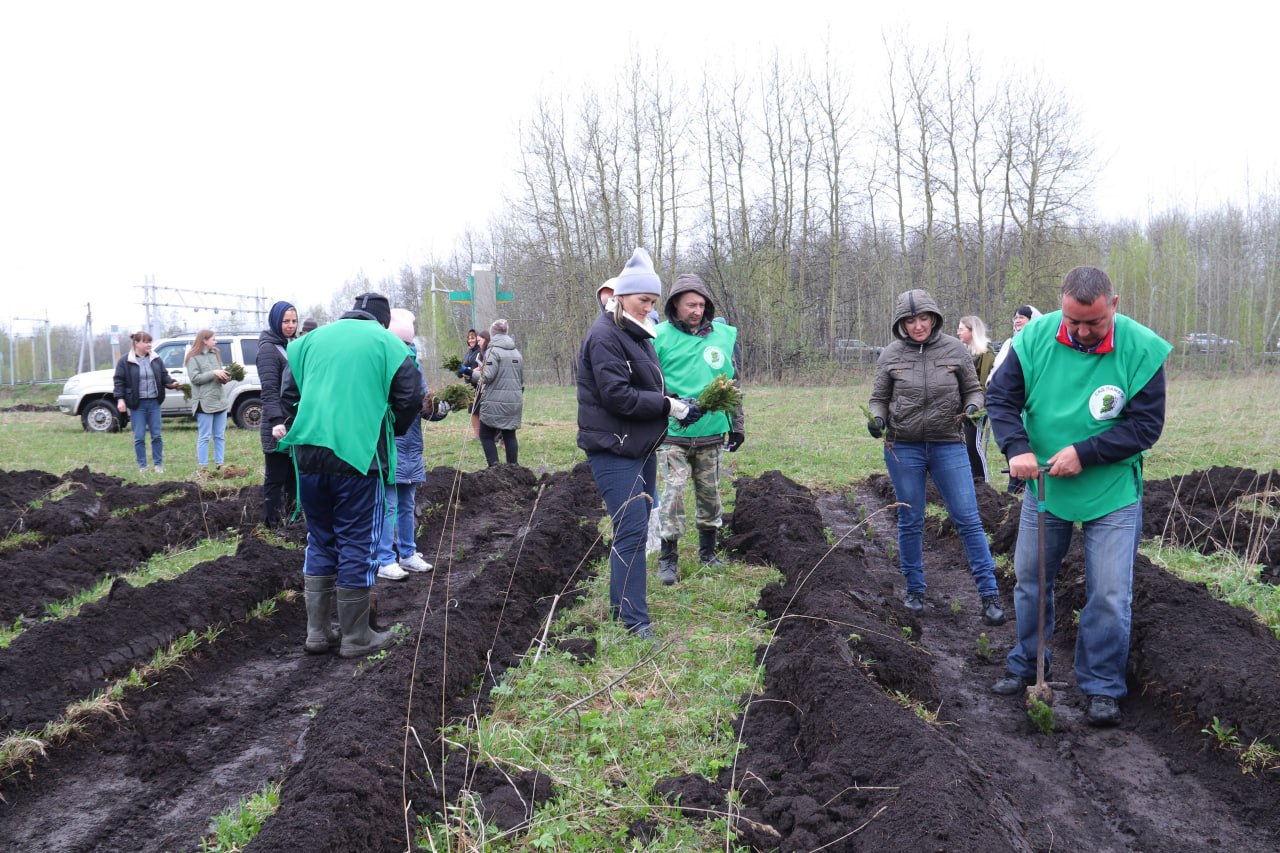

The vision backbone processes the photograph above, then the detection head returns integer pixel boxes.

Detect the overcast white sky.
[3,1,1276,333]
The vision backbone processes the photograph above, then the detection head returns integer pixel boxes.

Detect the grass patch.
[0,530,44,555]
[418,554,780,850]
[0,625,221,783]
[199,781,282,852]
[1,537,240,647]
[0,583,286,787]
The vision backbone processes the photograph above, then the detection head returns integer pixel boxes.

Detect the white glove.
[271,424,288,440]
[668,397,690,420]
[437,400,451,414]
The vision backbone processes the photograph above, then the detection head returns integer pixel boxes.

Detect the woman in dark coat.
[113,330,180,473]
[258,301,299,526]
[577,248,702,640]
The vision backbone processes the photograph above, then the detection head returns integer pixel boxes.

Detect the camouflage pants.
[656,442,723,541]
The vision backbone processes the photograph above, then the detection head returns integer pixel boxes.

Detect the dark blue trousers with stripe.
[298,472,386,589]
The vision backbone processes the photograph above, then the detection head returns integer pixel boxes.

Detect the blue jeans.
[298,472,385,589]
[1005,490,1141,699]
[130,398,163,468]
[883,441,999,598]
[196,410,227,467]
[376,483,418,564]
[587,450,656,632]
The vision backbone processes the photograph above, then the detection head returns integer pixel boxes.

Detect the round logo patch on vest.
[1089,385,1126,420]
[703,346,727,370]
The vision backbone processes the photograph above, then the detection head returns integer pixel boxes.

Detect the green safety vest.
[277,319,409,483]
[654,321,737,438]
[1017,312,1172,521]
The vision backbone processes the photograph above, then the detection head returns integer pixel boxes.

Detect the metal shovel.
[1025,467,1060,708]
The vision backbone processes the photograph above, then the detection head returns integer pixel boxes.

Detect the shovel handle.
[1034,469,1048,687]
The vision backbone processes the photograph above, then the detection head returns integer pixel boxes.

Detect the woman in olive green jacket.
[867,291,1005,626]
[185,330,231,474]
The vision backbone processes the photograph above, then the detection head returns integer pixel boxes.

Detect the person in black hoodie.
[258,301,299,526]
[577,248,703,640]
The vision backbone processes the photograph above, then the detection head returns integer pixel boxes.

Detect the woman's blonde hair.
[958,315,990,355]
[184,330,220,366]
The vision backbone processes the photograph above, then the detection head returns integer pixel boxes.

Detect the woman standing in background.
[113,331,180,474]
[184,330,230,477]
[957,315,994,483]
[258,301,299,525]
[477,319,524,466]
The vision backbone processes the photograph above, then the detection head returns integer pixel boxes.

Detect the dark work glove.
[964,404,979,417]
[867,417,885,438]
[677,397,704,427]
[725,431,745,452]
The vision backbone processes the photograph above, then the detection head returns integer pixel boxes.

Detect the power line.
[138,275,268,332]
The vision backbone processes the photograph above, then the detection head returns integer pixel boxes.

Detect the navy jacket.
[113,352,174,410]
[576,312,670,459]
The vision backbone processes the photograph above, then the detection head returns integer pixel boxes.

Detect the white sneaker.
[399,552,432,572]
[377,562,409,581]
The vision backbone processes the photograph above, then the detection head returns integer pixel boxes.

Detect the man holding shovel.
[985,267,1171,726]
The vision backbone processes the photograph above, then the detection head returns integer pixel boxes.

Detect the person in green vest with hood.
[653,273,744,585]
[273,292,424,658]
[987,266,1171,727]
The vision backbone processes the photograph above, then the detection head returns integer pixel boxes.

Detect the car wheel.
[234,396,262,430]
[82,399,122,433]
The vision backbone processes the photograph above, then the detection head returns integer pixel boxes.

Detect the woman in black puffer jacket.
[867,289,1005,626]
[577,248,702,641]
[258,301,299,526]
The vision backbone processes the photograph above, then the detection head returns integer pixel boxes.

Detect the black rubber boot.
[698,529,725,568]
[336,587,393,659]
[303,574,340,654]
[658,539,679,586]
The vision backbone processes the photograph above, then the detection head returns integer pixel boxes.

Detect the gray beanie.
[613,248,662,297]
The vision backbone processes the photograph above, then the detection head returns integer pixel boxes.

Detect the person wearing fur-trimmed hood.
[652,272,744,585]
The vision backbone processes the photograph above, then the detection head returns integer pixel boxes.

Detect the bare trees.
[491,40,1118,379]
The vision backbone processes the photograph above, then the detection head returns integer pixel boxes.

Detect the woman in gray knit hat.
[576,248,703,640]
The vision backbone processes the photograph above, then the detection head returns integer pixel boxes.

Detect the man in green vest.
[274,292,424,659]
[986,267,1172,727]
[653,273,745,585]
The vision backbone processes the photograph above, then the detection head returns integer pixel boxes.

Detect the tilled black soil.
[0,463,606,852]
[668,469,1280,851]
[2,461,1278,852]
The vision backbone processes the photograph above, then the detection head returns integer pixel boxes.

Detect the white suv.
[57,333,264,433]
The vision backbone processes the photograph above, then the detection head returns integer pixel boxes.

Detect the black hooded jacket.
[257,306,295,454]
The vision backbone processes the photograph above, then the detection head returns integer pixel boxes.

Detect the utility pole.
[79,303,96,373]
[13,315,51,382]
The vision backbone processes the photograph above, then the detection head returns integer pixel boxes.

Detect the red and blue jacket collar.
[1056,319,1115,354]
